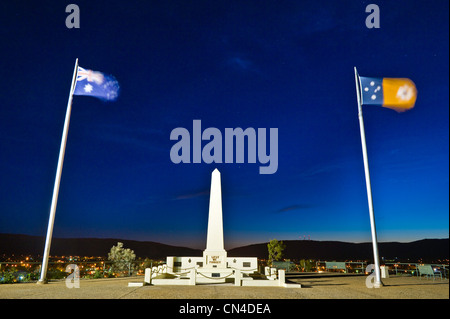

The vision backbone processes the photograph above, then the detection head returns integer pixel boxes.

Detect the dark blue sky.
[0,0,448,249]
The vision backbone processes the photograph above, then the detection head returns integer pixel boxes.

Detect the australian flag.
[73,66,120,101]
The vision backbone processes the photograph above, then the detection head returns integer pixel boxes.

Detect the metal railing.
[315,261,368,273]
[3,259,448,283]
[384,262,448,279]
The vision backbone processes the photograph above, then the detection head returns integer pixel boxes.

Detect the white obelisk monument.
[203,168,228,268]
[164,169,259,284]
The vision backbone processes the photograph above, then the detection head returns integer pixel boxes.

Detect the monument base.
[149,170,301,288]
[195,268,234,283]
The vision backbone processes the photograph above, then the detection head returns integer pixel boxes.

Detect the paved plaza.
[0,274,448,299]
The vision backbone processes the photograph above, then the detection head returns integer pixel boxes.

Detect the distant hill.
[228,239,449,262]
[0,233,202,259]
[0,233,448,262]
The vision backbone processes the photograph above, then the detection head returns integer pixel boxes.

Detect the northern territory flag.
[359,76,417,112]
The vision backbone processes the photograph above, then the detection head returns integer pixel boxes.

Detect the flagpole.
[38,58,79,284]
[354,67,383,288]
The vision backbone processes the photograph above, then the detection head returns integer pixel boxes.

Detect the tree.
[299,259,314,272]
[267,239,286,265]
[108,242,136,276]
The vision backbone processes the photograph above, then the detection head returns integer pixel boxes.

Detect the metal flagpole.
[354,67,383,288]
[37,58,79,284]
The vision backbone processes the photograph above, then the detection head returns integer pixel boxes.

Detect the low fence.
[2,259,448,283]
[384,262,448,278]
[315,261,448,278]
[316,261,367,273]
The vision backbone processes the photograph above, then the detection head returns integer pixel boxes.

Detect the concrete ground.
[0,274,448,299]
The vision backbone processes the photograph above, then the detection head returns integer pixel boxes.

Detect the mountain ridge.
[0,233,448,262]
[228,238,449,262]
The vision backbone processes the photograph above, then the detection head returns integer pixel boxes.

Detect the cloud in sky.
[276,204,310,213]
[89,123,166,152]
[174,189,210,200]
[225,54,265,77]
[296,163,342,180]
[227,56,253,70]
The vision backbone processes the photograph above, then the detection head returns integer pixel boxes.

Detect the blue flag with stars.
[360,77,384,105]
[73,66,120,101]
